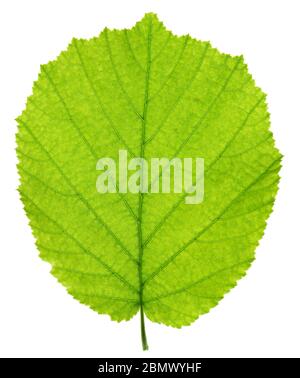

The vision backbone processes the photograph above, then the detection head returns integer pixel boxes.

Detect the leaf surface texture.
[17,13,281,336]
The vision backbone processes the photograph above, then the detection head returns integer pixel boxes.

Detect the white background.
[0,0,299,358]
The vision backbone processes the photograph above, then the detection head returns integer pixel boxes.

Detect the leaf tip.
[143,12,160,21]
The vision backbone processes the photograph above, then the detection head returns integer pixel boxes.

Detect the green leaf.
[16,13,282,350]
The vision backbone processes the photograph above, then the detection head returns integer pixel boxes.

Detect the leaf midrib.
[137,16,152,313]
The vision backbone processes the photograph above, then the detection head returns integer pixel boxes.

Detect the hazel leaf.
[17,13,282,350]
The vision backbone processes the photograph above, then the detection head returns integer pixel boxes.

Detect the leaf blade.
[17,13,282,346]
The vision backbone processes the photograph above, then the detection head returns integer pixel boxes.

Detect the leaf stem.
[139,296,149,350]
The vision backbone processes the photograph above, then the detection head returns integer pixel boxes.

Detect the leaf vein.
[19,119,138,265]
[143,158,281,285]
[22,191,139,294]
